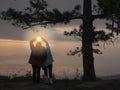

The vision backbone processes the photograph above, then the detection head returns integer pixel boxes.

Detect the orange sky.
[0,39,120,78]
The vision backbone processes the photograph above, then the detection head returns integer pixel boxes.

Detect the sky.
[0,0,84,78]
[0,0,120,78]
[0,0,105,41]
[0,0,82,40]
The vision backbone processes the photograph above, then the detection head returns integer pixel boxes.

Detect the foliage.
[0,0,116,56]
[64,0,120,57]
[0,0,120,81]
[97,0,120,35]
[0,0,81,29]
[64,25,114,56]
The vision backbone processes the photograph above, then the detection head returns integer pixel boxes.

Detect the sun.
[36,36,42,42]
[34,36,46,47]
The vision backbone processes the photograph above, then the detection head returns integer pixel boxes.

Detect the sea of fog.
[0,39,120,79]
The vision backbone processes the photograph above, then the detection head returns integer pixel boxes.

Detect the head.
[36,42,42,47]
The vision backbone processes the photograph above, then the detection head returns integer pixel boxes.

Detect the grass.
[1,74,120,90]
[0,75,81,90]
[1,69,120,90]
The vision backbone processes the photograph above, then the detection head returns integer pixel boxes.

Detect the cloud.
[0,0,106,41]
[0,20,27,40]
[0,0,82,40]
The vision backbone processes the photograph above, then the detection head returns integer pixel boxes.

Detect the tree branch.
[92,14,105,20]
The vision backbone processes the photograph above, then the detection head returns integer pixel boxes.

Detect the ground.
[0,76,120,90]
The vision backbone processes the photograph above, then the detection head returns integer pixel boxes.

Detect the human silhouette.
[42,38,54,85]
[29,38,47,83]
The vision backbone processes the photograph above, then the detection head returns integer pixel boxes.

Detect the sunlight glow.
[32,36,46,47]
[36,36,42,42]
[24,27,53,42]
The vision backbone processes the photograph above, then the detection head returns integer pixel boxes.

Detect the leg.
[44,66,48,76]
[48,64,54,85]
[32,65,36,82]
[36,66,41,82]
[43,66,49,84]
[48,64,53,78]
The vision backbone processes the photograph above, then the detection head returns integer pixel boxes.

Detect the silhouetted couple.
[29,37,54,85]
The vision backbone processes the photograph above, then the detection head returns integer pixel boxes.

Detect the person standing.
[29,38,47,83]
[42,38,54,85]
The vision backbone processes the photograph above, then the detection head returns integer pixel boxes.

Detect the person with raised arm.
[42,37,54,85]
[29,37,47,83]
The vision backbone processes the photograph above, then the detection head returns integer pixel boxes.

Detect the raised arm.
[30,38,36,50]
[42,37,49,46]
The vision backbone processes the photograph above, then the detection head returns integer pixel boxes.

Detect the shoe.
[43,75,49,84]
[49,78,54,85]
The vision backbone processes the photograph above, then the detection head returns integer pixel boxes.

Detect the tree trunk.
[82,0,96,81]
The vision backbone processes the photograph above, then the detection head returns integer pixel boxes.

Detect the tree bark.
[82,0,96,81]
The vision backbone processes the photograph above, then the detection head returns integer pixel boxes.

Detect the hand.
[30,38,36,46]
[42,37,48,44]
[30,38,36,43]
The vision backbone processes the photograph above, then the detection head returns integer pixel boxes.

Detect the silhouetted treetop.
[97,0,120,35]
[0,0,81,29]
